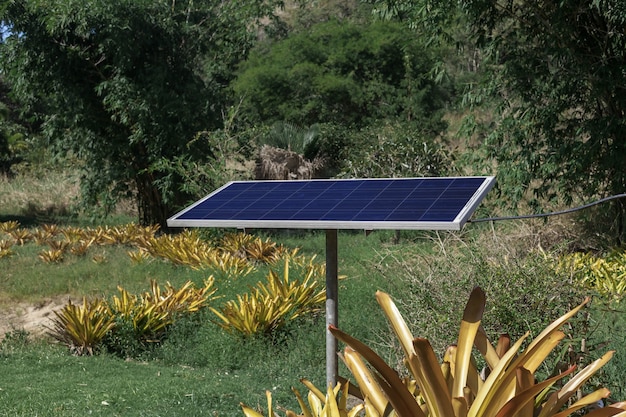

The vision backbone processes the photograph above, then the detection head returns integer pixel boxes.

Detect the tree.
[0,0,280,226]
[0,77,26,176]
[233,20,449,132]
[373,0,626,238]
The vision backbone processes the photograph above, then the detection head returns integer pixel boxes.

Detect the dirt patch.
[0,297,73,341]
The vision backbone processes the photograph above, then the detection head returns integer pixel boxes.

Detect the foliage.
[148,125,255,206]
[140,230,255,274]
[234,19,449,131]
[375,0,626,238]
[219,232,288,264]
[257,121,321,158]
[104,279,217,356]
[0,0,281,227]
[0,99,26,176]
[367,233,587,358]
[4,212,626,415]
[277,0,372,33]
[241,288,621,417]
[331,289,619,417]
[338,121,453,178]
[556,249,626,302]
[49,279,217,357]
[0,221,291,273]
[38,248,64,263]
[242,381,365,417]
[211,256,326,336]
[48,298,115,356]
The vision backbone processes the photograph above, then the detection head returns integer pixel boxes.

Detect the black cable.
[468,193,626,223]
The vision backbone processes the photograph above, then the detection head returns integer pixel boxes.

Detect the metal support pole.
[325,229,338,387]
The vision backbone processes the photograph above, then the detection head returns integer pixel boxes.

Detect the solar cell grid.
[168,176,495,230]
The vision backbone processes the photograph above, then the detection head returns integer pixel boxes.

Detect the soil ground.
[0,297,71,341]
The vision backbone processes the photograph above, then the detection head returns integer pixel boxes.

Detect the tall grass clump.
[369,220,588,365]
[0,169,80,220]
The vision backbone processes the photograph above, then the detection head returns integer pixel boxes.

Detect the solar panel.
[167,176,495,231]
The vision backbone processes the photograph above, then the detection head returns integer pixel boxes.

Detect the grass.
[0,244,209,304]
[0,169,136,227]
[1,342,255,416]
[2,170,626,416]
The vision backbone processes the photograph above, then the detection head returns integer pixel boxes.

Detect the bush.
[210,256,326,337]
[243,288,620,417]
[234,20,449,129]
[337,121,453,179]
[556,249,626,302]
[370,227,586,360]
[48,279,218,358]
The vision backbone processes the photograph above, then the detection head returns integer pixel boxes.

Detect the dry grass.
[255,144,321,180]
[0,170,80,218]
[367,217,590,362]
[0,169,141,221]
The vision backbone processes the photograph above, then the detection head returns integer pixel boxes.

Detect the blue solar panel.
[167,176,495,230]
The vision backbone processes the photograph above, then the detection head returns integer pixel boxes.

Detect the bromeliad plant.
[48,298,115,356]
[211,256,326,336]
[557,249,626,302]
[0,222,294,276]
[242,380,365,417]
[0,239,15,259]
[109,278,218,343]
[242,287,625,417]
[330,288,623,417]
[139,230,254,275]
[49,279,218,356]
[217,232,288,264]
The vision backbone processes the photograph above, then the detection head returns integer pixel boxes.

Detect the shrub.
[49,279,218,358]
[211,256,326,337]
[48,298,115,356]
[556,249,626,302]
[370,231,586,359]
[337,122,453,179]
[242,288,623,417]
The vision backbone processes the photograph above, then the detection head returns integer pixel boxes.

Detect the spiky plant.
[0,245,14,259]
[32,228,55,245]
[241,288,625,417]
[0,220,20,234]
[109,279,218,344]
[211,257,325,336]
[127,249,151,264]
[137,231,253,274]
[219,232,256,259]
[110,287,172,342]
[242,380,364,417]
[48,239,70,251]
[142,278,218,315]
[329,288,623,417]
[60,226,85,243]
[48,298,115,355]
[91,253,107,264]
[557,249,626,301]
[0,239,14,251]
[244,237,285,264]
[38,249,64,263]
[9,228,32,245]
[70,238,95,256]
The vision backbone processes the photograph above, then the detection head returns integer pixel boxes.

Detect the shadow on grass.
[0,202,78,227]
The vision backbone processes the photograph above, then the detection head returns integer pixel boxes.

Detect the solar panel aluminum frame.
[166,176,496,231]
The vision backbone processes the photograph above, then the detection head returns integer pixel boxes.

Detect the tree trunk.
[135,170,169,228]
